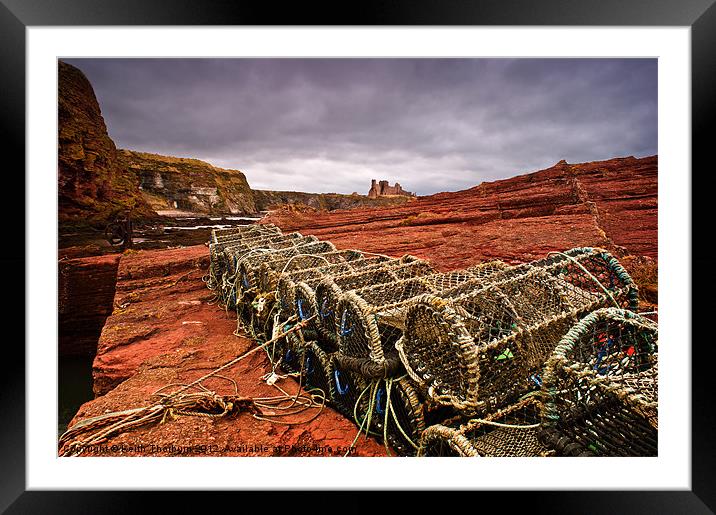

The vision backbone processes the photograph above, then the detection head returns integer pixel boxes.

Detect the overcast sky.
[64,58,657,196]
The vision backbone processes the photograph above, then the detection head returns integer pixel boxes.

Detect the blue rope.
[334,369,349,395]
[375,385,385,415]
[297,299,306,320]
[340,310,353,336]
[305,354,314,375]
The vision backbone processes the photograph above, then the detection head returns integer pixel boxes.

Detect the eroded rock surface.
[67,245,386,457]
[58,61,156,222]
[264,156,658,268]
[119,150,258,215]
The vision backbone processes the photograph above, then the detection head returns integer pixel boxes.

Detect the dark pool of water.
[58,356,95,438]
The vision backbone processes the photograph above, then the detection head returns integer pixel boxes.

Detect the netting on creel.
[417,396,551,457]
[270,319,309,376]
[335,260,510,370]
[296,258,435,351]
[210,232,309,294]
[222,234,318,283]
[257,249,366,294]
[247,250,367,340]
[234,240,337,303]
[275,255,396,319]
[314,257,436,344]
[363,377,426,456]
[539,308,658,457]
[303,341,335,402]
[398,247,639,413]
[210,223,280,244]
[330,356,370,419]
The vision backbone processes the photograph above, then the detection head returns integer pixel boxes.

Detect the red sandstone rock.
[58,61,156,222]
[264,156,658,269]
[69,245,386,457]
[59,254,120,356]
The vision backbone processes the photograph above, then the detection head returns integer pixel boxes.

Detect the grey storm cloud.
[63,58,657,196]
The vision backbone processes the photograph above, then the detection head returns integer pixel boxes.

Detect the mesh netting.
[211,233,313,302]
[539,308,658,457]
[418,396,551,457]
[275,256,395,319]
[257,249,366,294]
[273,320,308,376]
[223,234,318,280]
[314,257,434,344]
[398,248,639,413]
[234,240,337,303]
[303,341,335,402]
[210,223,280,244]
[335,260,509,368]
[330,357,370,419]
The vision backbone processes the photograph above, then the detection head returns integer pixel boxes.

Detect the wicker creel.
[539,308,658,457]
[335,261,509,371]
[398,247,639,413]
[418,395,551,457]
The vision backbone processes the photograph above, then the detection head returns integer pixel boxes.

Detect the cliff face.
[59,254,120,357]
[118,150,257,215]
[262,156,658,269]
[58,61,156,222]
[253,189,412,212]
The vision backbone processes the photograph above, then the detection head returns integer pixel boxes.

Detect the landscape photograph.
[57,57,658,458]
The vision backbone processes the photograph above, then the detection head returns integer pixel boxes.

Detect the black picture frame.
[2,0,711,512]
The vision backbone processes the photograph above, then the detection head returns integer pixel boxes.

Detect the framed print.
[2,0,712,512]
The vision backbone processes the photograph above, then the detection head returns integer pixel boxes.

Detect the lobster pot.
[244,250,364,330]
[235,240,337,304]
[418,396,551,457]
[275,256,394,318]
[211,232,309,295]
[336,261,510,373]
[210,232,307,294]
[223,233,317,280]
[303,341,335,402]
[330,356,370,419]
[257,249,365,294]
[221,234,320,306]
[399,248,639,414]
[539,308,658,457]
[247,291,277,341]
[366,377,426,456]
[272,320,309,376]
[210,223,280,244]
[314,257,433,342]
[420,261,509,292]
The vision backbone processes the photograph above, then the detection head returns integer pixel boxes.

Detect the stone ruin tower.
[367,179,416,198]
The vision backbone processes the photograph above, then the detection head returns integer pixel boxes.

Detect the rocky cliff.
[58,61,156,223]
[118,150,257,215]
[253,189,412,212]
